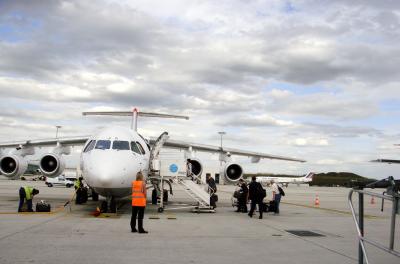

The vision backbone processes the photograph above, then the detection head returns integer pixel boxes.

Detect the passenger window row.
[83,140,146,154]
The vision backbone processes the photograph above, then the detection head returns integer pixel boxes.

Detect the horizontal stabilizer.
[82,111,189,120]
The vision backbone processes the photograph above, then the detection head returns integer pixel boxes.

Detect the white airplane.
[371,144,400,164]
[0,109,306,212]
[256,172,314,187]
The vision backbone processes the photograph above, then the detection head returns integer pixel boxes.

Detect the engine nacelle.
[188,158,203,177]
[224,163,243,183]
[39,153,65,177]
[0,155,28,179]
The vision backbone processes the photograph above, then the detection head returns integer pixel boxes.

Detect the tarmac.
[0,178,399,264]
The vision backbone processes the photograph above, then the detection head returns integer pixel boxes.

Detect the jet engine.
[0,155,28,178]
[224,163,243,182]
[39,153,65,177]
[188,158,203,178]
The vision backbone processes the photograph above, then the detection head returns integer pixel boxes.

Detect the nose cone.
[84,151,140,189]
[90,165,119,187]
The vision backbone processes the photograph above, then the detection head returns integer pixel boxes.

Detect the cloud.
[287,137,329,147]
[221,114,294,127]
[0,0,399,178]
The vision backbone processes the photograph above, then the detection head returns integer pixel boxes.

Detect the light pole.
[55,126,62,139]
[218,131,226,166]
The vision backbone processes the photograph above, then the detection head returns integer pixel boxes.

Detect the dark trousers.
[274,194,281,214]
[130,206,145,231]
[210,194,217,208]
[75,188,82,204]
[249,199,263,218]
[18,187,33,212]
[237,197,247,212]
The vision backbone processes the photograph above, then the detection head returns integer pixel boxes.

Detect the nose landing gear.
[100,196,117,213]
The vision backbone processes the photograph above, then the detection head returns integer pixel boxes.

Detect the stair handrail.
[348,176,400,264]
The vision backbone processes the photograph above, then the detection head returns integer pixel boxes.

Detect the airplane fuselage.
[80,126,150,198]
[256,173,313,186]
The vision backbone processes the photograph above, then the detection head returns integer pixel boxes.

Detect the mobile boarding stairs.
[148,132,215,213]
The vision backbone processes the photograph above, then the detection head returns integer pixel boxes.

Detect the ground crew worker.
[74,177,83,204]
[18,186,39,212]
[131,172,148,234]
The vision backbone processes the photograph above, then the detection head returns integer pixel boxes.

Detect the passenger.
[206,174,217,209]
[236,179,248,213]
[248,176,264,219]
[131,172,148,234]
[18,186,39,212]
[271,180,281,214]
[186,159,193,179]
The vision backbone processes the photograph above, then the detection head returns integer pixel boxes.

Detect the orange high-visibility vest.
[131,180,146,207]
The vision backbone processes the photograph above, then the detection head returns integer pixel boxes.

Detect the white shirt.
[271,182,279,194]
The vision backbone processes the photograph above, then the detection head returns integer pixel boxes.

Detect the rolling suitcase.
[268,200,277,213]
[36,200,51,212]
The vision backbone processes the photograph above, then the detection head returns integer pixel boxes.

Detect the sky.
[0,0,399,179]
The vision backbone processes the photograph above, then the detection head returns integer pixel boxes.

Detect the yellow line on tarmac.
[282,201,382,219]
[0,204,67,215]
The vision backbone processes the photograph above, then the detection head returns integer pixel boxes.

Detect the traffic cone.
[370,196,375,205]
[91,206,101,217]
[314,195,320,206]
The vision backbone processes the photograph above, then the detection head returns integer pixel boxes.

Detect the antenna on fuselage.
[82,108,189,131]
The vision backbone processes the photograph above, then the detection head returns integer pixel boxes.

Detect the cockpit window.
[83,140,96,153]
[95,140,111,150]
[112,141,130,150]
[130,142,141,154]
[136,141,146,155]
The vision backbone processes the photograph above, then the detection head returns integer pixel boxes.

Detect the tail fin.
[83,108,189,130]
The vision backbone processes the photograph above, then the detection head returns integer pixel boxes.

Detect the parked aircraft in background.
[0,109,306,212]
[256,172,314,187]
[372,144,400,164]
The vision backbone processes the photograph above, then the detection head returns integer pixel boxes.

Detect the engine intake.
[224,163,243,182]
[188,158,203,177]
[39,153,65,177]
[0,155,28,178]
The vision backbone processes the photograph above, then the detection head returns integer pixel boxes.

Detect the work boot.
[138,220,148,234]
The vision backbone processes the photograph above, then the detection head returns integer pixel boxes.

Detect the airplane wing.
[150,138,306,163]
[0,136,90,148]
[371,159,400,164]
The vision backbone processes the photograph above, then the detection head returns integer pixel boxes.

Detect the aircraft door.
[215,173,220,184]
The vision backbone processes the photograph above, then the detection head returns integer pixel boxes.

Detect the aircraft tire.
[92,191,99,201]
[101,201,107,213]
[110,199,117,213]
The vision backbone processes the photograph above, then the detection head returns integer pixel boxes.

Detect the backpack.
[258,183,266,198]
[278,186,285,196]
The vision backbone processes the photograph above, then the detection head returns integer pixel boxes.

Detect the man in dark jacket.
[206,175,217,208]
[248,176,263,219]
[236,179,248,213]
